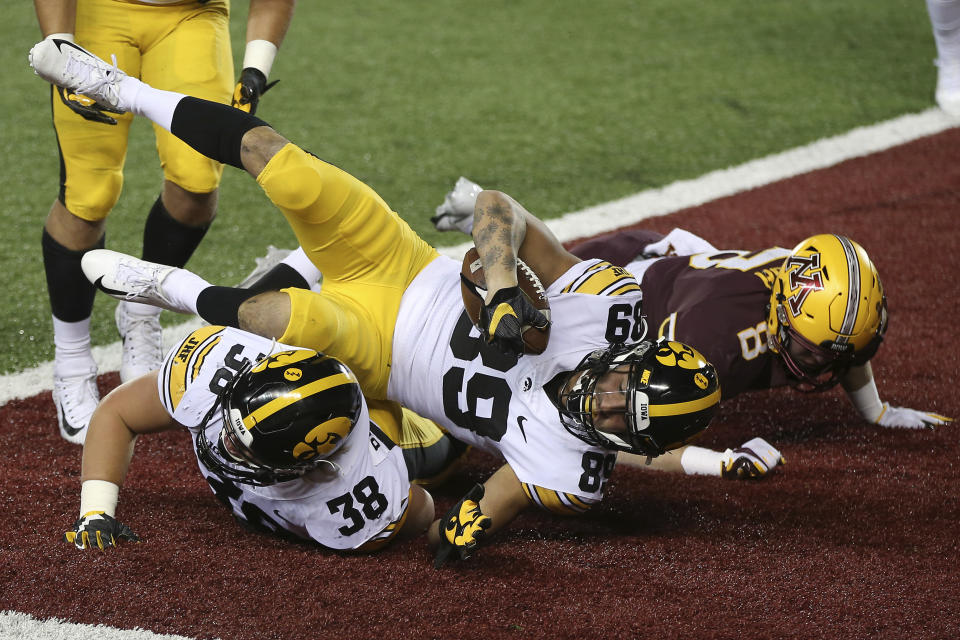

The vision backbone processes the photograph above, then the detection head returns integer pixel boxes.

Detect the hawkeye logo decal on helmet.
[292,417,352,460]
[251,349,317,373]
[784,253,824,317]
[656,341,707,370]
[694,372,709,389]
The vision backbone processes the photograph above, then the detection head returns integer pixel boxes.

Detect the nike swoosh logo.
[58,406,84,437]
[516,416,528,442]
[273,510,299,529]
[94,276,130,298]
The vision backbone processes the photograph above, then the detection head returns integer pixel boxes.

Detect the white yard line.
[1,108,955,407]
[0,611,219,640]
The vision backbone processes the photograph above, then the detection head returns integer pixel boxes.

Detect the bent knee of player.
[64,172,123,221]
[237,290,292,339]
[242,126,291,178]
[398,485,435,540]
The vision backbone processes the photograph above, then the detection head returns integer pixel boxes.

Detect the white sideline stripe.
[437,107,956,259]
[0,611,220,640]
[0,107,954,408]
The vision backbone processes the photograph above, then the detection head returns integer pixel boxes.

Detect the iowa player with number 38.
[65,325,438,552]
[32,42,733,565]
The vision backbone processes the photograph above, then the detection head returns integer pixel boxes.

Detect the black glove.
[64,511,140,550]
[58,86,122,125]
[479,286,549,357]
[231,67,279,115]
[433,484,492,569]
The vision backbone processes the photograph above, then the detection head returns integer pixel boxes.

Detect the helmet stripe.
[647,387,721,417]
[834,234,861,343]
[242,371,358,430]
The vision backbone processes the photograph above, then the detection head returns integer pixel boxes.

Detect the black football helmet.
[555,339,720,457]
[196,349,363,486]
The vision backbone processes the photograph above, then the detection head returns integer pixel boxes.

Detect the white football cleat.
[935,58,960,117]
[116,302,164,383]
[52,366,99,445]
[431,176,483,234]
[81,249,181,311]
[29,38,128,112]
[238,245,292,288]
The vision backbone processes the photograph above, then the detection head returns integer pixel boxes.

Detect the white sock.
[52,316,96,376]
[118,75,186,132]
[121,300,162,317]
[162,268,212,315]
[928,0,960,61]
[282,247,322,286]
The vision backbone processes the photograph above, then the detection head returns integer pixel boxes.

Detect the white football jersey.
[389,256,645,513]
[157,325,412,551]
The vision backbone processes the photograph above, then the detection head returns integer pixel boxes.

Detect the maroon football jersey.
[634,248,795,399]
[570,230,800,398]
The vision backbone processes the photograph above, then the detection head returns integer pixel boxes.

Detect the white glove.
[874,403,953,429]
[430,176,483,234]
[721,437,784,480]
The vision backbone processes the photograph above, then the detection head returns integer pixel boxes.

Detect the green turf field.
[0,0,935,375]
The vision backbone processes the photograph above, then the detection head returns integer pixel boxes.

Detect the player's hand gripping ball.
[460,247,551,355]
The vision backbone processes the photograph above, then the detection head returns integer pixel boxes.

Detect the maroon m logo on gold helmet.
[785,254,824,317]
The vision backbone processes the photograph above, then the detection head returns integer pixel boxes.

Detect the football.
[460,247,551,354]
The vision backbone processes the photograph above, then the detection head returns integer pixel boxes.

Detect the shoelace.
[116,260,173,305]
[120,313,163,368]
[67,52,122,107]
[56,373,98,414]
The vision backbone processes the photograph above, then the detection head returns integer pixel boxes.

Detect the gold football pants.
[256,143,439,399]
[54,0,232,220]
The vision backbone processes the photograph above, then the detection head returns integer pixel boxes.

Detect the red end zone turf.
[1,130,958,640]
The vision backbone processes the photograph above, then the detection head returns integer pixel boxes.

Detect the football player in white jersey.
[66,326,438,553]
[32,42,773,566]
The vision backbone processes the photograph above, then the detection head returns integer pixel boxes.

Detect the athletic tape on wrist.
[846,376,884,422]
[679,446,726,476]
[79,479,120,518]
[242,39,278,78]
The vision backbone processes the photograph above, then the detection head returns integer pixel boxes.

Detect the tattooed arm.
[471,190,580,294]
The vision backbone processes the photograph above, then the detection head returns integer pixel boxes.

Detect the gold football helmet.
[767,234,887,390]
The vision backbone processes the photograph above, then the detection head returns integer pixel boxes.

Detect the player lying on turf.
[434,178,953,431]
[31,39,781,566]
[66,324,487,560]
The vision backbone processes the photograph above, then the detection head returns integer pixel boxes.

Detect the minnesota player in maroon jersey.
[570,228,953,430]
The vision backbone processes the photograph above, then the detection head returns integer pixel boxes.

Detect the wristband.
[79,479,120,518]
[242,39,278,78]
[679,446,727,476]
